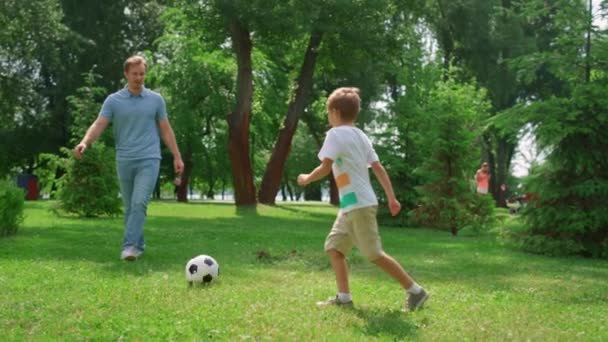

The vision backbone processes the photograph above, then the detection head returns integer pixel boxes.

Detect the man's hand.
[73,142,87,159]
[174,157,184,174]
[297,174,309,186]
[388,198,401,216]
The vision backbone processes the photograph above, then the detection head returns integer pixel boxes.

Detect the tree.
[149,7,234,202]
[427,0,536,204]
[503,0,608,257]
[412,78,494,235]
[259,0,427,205]
[0,0,166,177]
[257,28,323,203]
[0,0,71,176]
[57,72,122,217]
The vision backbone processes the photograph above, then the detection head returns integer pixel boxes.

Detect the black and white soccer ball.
[185,255,219,284]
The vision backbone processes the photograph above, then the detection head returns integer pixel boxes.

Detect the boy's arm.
[297,158,333,186]
[371,161,401,216]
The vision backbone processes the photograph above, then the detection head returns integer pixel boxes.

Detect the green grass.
[1,201,607,341]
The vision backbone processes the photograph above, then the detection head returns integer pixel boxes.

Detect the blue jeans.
[116,158,160,251]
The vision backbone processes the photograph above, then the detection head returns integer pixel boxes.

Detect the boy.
[297,87,429,311]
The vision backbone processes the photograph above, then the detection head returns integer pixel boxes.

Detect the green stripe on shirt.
[340,192,358,208]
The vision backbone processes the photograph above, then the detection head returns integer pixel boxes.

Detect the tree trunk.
[585,0,592,83]
[258,29,324,204]
[177,152,192,202]
[227,19,256,206]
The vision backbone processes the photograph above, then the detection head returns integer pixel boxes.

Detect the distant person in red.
[475,162,491,194]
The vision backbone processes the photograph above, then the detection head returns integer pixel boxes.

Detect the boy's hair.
[123,55,147,72]
[327,87,361,122]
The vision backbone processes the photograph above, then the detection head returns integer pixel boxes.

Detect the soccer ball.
[185,255,219,284]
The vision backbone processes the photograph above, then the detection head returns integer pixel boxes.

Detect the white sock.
[337,292,352,303]
[406,283,422,295]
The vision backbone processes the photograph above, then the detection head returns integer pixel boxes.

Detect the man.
[74,55,184,261]
[475,162,491,194]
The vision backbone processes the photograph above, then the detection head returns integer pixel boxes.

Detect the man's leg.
[116,160,135,251]
[124,159,160,253]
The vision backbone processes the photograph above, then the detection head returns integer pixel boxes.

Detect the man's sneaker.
[133,248,143,258]
[407,288,429,311]
[120,247,141,261]
[316,296,354,308]
[407,289,431,311]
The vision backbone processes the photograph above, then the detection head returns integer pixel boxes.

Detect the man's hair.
[123,55,147,72]
[327,87,361,122]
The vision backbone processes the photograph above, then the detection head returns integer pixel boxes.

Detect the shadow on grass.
[352,307,418,340]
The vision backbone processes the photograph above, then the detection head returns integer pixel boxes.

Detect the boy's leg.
[372,253,414,289]
[351,207,429,310]
[318,213,354,306]
[328,249,350,294]
[373,253,429,310]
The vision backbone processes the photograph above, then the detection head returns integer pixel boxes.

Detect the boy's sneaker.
[407,288,429,311]
[120,246,142,261]
[316,296,354,308]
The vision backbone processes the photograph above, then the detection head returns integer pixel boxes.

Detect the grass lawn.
[1,201,607,341]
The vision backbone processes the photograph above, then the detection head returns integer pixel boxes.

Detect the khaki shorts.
[324,206,384,261]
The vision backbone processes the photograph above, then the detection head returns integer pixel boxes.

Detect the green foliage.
[1,0,165,177]
[32,153,62,198]
[411,78,494,234]
[0,0,70,176]
[66,71,112,146]
[514,82,608,258]
[374,59,442,222]
[499,1,608,258]
[284,126,318,200]
[0,179,25,237]
[56,146,121,217]
[462,193,497,233]
[150,6,235,195]
[51,74,121,217]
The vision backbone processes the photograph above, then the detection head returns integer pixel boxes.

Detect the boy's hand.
[297,174,309,186]
[388,198,401,216]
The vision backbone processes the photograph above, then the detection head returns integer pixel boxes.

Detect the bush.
[462,194,497,233]
[56,144,122,217]
[0,180,25,237]
[410,193,496,235]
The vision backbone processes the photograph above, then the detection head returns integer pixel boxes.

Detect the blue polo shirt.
[100,86,168,161]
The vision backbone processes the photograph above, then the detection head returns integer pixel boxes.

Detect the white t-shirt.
[318,126,379,213]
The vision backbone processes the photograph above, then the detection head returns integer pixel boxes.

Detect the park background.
[1,0,607,340]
